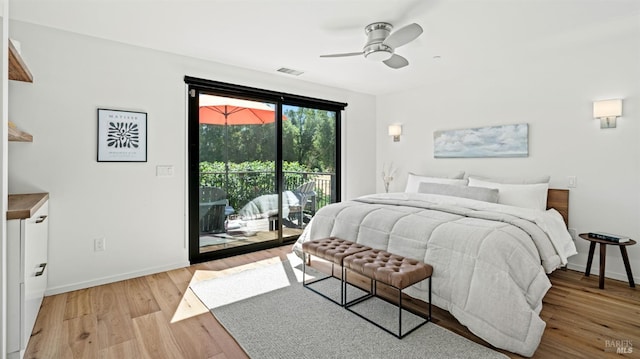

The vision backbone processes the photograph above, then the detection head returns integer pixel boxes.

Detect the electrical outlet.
[94,237,106,252]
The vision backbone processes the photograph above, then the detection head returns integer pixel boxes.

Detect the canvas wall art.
[434,123,528,158]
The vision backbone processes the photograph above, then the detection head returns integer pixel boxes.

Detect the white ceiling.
[9,0,640,95]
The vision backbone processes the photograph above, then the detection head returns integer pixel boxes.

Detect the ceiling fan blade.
[383,54,409,69]
[320,51,364,58]
[382,23,423,49]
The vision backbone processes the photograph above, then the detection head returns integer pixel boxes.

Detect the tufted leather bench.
[302,237,372,266]
[343,249,432,338]
[302,237,371,306]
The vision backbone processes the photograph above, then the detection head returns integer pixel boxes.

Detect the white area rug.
[190,256,508,359]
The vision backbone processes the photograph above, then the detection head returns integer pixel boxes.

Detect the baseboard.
[565,262,638,285]
[44,260,191,295]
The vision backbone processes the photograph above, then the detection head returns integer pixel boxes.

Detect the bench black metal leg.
[398,286,403,337]
[343,268,373,307]
[345,277,431,339]
[303,255,345,306]
[428,277,432,321]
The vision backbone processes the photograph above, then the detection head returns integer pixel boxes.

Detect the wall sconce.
[388,124,402,142]
[593,99,622,129]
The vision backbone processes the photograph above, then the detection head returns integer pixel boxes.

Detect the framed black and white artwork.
[97,108,147,162]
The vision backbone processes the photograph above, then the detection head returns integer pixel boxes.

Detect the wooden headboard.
[547,189,569,226]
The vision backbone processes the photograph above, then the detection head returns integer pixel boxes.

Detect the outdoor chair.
[199,187,228,233]
[289,181,316,228]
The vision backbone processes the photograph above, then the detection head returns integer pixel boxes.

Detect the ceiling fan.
[320,22,423,69]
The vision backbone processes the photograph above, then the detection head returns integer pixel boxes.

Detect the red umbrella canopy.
[199,94,285,125]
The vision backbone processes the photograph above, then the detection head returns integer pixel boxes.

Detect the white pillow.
[405,173,468,193]
[468,177,549,210]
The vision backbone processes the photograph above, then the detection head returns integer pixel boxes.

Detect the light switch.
[156,165,174,177]
[567,176,577,188]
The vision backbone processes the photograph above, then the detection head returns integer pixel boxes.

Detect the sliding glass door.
[197,94,279,255]
[186,77,345,263]
[281,104,338,229]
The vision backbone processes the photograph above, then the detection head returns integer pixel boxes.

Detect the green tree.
[313,111,336,171]
[282,118,298,163]
[285,107,319,167]
[199,124,224,163]
[200,107,336,173]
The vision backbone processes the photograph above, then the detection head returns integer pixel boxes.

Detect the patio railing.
[199,170,336,213]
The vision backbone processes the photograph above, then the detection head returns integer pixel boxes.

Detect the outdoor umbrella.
[199,95,282,125]
[199,94,285,188]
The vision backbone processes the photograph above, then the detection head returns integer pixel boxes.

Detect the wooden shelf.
[7,40,34,141]
[7,192,48,220]
[8,121,33,142]
[8,40,33,82]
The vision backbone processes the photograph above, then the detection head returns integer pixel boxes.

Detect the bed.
[293,178,577,357]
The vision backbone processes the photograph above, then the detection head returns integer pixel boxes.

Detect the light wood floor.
[25,244,639,358]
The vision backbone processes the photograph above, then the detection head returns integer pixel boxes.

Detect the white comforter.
[293,192,577,357]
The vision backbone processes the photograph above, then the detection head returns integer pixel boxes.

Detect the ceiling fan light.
[365,49,392,61]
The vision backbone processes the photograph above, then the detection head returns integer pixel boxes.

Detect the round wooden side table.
[579,233,636,289]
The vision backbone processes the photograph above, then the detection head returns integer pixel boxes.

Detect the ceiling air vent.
[277,67,304,76]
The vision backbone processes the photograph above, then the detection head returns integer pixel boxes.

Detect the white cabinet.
[7,194,49,359]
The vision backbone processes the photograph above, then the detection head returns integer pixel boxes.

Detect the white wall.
[6,21,376,294]
[377,11,640,283]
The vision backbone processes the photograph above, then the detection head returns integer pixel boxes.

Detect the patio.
[199,170,335,251]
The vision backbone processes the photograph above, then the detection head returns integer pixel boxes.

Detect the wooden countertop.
[7,193,49,220]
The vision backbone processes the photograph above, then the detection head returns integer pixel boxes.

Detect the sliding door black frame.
[185,76,346,264]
